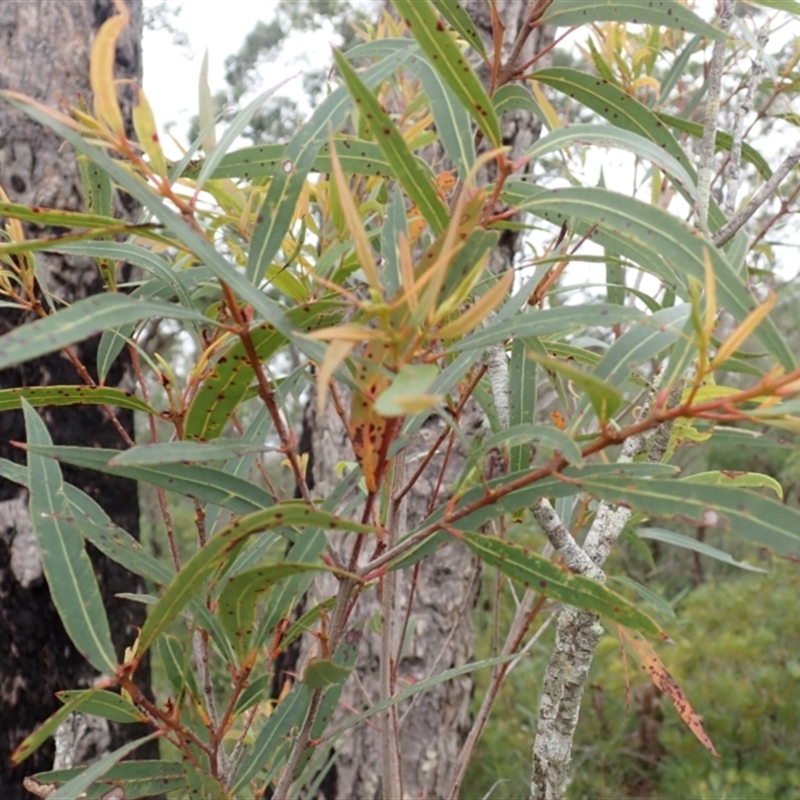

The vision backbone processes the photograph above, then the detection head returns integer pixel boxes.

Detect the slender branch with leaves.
[3,0,800,798]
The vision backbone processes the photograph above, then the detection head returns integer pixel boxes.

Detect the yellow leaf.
[328,132,381,295]
[702,248,716,343]
[531,80,561,130]
[317,339,355,413]
[711,290,777,370]
[90,0,129,136]
[132,86,167,177]
[306,323,382,343]
[437,270,513,339]
[198,50,216,153]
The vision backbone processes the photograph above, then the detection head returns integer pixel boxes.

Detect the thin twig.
[712,138,800,246]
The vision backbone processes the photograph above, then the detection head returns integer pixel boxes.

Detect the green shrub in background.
[470,560,800,800]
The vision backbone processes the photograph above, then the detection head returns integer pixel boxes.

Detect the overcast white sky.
[141,0,331,155]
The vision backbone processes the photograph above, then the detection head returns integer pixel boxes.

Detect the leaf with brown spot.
[619,628,720,758]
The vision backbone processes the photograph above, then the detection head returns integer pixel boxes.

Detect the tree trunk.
[304,4,551,797]
[0,2,156,795]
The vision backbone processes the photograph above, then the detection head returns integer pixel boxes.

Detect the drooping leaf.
[109,438,270,467]
[502,183,795,370]
[56,690,145,724]
[23,402,117,675]
[508,339,538,473]
[0,385,155,415]
[638,527,767,573]
[31,761,185,800]
[430,0,487,57]
[576,476,800,557]
[21,444,276,515]
[453,302,644,351]
[484,423,583,466]
[618,628,720,758]
[463,532,664,637]
[49,734,159,800]
[541,0,725,40]
[0,294,206,372]
[657,111,772,180]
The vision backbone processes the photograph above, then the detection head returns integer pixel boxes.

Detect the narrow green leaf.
[541,0,725,39]
[204,137,396,181]
[0,385,155,415]
[137,505,373,655]
[184,302,342,441]
[394,0,501,146]
[157,634,201,698]
[109,438,270,467]
[408,52,476,180]
[246,47,414,284]
[332,47,449,234]
[527,124,697,198]
[56,690,145,724]
[485,423,583,466]
[0,294,206,372]
[492,84,546,124]
[0,200,128,229]
[430,0,487,57]
[453,302,644,351]
[657,111,772,180]
[463,532,664,636]
[638,527,767,573]
[572,305,690,427]
[23,402,117,675]
[380,185,408,298]
[50,734,158,800]
[11,687,106,765]
[609,575,676,620]
[527,351,624,423]
[502,183,795,370]
[508,339,537,473]
[195,77,292,191]
[21,444,276,515]
[577,477,800,557]
[218,563,327,662]
[684,469,783,499]
[232,684,313,792]
[530,67,728,229]
[305,658,353,690]
[33,761,185,800]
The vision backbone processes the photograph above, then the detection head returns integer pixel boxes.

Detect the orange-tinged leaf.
[90,0,129,136]
[328,132,381,295]
[711,289,777,370]
[620,628,720,758]
[132,86,167,177]
[350,339,394,493]
[437,270,513,339]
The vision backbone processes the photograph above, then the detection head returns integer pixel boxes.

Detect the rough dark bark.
[0,2,156,795]
[301,5,552,797]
